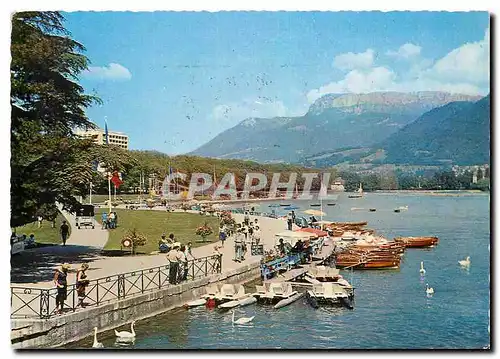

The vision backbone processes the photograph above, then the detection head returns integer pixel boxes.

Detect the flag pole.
[114,184,117,201]
[108,173,112,213]
[89,181,92,205]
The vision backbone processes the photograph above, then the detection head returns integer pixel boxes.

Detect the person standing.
[253,226,261,245]
[219,224,227,247]
[167,244,180,284]
[113,211,118,228]
[101,212,108,230]
[287,213,293,231]
[234,229,243,262]
[37,216,43,228]
[76,263,90,308]
[54,263,71,314]
[108,212,115,229]
[244,211,250,226]
[179,245,189,281]
[186,242,195,259]
[60,220,69,246]
[291,210,296,224]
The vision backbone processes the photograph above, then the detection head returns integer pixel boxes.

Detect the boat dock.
[265,268,308,283]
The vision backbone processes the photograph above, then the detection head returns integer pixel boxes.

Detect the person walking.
[108,212,115,229]
[291,210,296,224]
[186,242,195,259]
[113,211,118,228]
[101,212,108,230]
[60,220,69,246]
[287,213,293,231]
[253,226,261,246]
[54,263,71,314]
[76,263,90,308]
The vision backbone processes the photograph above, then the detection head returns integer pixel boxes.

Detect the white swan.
[92,327,104,348]
[419,261,426,276]
[115,320,136,339]
[232,310,254,325]
[426,283,434,295]
[458,256,471,268]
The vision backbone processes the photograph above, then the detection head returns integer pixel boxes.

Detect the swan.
[426,283,434,295]
[115,320,136,339]
[458,256,471,268]
[232,310,254,325]
[419,261,426,276]
[92,327,104,348]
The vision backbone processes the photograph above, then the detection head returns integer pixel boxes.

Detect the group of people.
[286,211,297,230]
[10,233,36,248]
[100,211,118,230]
[276,237,314,262]
[222,215,261,263]
[53,262,90,314]
[165,240,195,284]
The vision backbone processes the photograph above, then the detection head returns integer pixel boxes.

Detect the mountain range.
[191,91,486,166]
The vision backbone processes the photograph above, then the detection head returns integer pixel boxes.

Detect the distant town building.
[75,127,129,150]
[331,177,346,192]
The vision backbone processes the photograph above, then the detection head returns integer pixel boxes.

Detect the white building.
[75,127,129,150]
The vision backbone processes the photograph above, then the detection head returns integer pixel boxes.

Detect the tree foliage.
[10,12,134,227]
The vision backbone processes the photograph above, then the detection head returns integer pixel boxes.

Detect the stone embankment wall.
[12,262,260,349]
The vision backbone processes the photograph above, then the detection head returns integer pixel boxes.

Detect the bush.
[122,228,147,254]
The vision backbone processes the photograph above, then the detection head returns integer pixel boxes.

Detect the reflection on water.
[66,193,490,349]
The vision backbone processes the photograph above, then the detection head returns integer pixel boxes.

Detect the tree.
[122,228,147,254]
[10,12,134,227]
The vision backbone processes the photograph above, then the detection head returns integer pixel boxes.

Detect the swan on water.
[232,310,254,325]
[115,320,136,339]
[426,283,434,295]
[458,256,471,268]
[419,261,426,276]
[92,327,104,348]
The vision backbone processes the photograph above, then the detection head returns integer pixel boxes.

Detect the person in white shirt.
[167,244,183,284]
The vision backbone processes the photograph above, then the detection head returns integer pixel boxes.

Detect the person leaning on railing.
[76,263,90,308]
[53,263,71,314]
[166,243,184,285]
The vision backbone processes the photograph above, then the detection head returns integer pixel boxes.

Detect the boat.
[369,208,376,212]
[310,204,321,207]
[327,203,336,206]
[394,236,439,248]
[394,209,401,213]
[280,204,291,207]
[219,295,257,309]
[305,283,354,309]
[203,284,248,304]
[183,298,206,308]
[254,282,299,305]
[348,183,363,198]
[274,292,304,309]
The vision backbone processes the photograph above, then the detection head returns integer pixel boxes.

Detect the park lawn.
[95,209,220,254]
[13,212,70,245]
[83,193,141,204]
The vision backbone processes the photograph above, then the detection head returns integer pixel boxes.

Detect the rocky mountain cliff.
[191,91,481,163]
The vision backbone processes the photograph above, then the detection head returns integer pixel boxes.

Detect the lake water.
[67,192,490,349]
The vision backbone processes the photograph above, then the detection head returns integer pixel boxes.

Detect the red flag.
[111,171,123,188]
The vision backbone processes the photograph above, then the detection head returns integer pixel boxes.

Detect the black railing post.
[205,257,208,276]
[191,259,195,279]
[72,285,76,312]
[96,279,100,305]
[141,270,144,293]
[40,289,49,319]
[218,254,223,273]
[117,275,125,299]
[158,267,162,289]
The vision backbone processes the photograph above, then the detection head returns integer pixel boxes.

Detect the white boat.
[254,282,298,304]
[305,282,354,310]
[348,183,363,198]
[184,298,206,308]
[274,292,304,309]
[203,283,247,304]
[219,295,257,309]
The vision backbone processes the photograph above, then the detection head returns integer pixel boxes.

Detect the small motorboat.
[184,298,206,309]
[327,203,336,206]
[280,204,291,207]
[394,209,401,213]
[369,208,376,212]
[310,204,321,207]
[305,283,354,310]
[274,292,304,309]
[254,282,299,305]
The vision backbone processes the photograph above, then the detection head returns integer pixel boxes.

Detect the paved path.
[10,209,299,318]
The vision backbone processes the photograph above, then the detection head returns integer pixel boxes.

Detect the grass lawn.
[12,212,70,245]
[95,209,221,254]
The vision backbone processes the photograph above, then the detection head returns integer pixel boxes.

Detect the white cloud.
[307,67,395,103]
[333,49,375,70]
[306,28,489,103]
[425,28,489,85]
[82,63,132,81]
[386,43,422,59]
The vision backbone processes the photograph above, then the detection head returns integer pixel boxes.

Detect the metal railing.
[11,254,222,319]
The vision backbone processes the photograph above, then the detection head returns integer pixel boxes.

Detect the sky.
[63,11,490,155]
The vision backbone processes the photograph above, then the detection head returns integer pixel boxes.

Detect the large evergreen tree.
[11,12,132,227]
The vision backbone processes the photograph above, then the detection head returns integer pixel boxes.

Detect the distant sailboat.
[348,183,363,198]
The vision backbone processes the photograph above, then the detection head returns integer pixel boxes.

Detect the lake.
[66,192,490,349]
